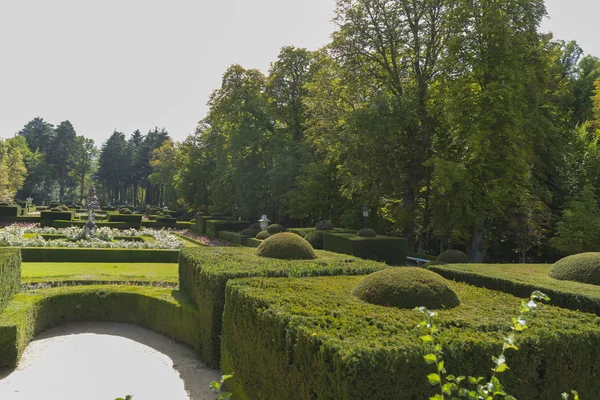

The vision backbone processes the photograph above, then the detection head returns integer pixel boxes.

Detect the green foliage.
[239,228,261,237]
[423,260,447,267]
[210,375,233,400]
[0,286,204,368]
[352,268,460,309]
[40,210,74,226]
[121,209,133,215]
[552,185,600,254]
[21,248,179,263]
[315,220,334,230]
[256,231,270,240]
[178,246,387,366]
[205,220,251,239]
[107,212,142,228]
[438,250,469,264]
[195,216,227,235]
[222,276,600,399]
[266,224,285,234]
[357,228,377,237]
[0,205,21,217]
[549,253,600,285]
[323,233,408,265]
[0,248,21,315]
[256,232,317,260]
[218,231,247,246]
[304,230,324,249]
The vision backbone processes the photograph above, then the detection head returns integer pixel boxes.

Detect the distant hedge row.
[0,286,202,368]
[178,246,388,367]
[221,275,600,399]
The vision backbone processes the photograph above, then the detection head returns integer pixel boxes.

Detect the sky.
[0,0,597,145]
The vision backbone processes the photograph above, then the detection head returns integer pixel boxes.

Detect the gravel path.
[0,322,221,400]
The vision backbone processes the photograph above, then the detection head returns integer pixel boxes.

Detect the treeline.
[164,0,600,262]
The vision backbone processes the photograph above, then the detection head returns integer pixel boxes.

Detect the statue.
[259,215,270,231]
[84,186,100,239]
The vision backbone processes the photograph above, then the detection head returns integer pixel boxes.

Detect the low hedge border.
[21,248,179,263]
[52,220,137,229]
[0,285,202,368]
[205,220,251,239]
[0,249,21,315]
[178,246,388,367]
[427,263,600,316]
[217,231,247,246]
[323,233,408,265]
[222,276,600,400]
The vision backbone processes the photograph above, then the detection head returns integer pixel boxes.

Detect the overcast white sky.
[0,0,596,145]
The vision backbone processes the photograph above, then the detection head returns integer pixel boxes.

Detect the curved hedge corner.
[222,276,600,400]
[0,248,21,315]
[0,286,202,369]
[549,253,600,285]
[178,246,387,367]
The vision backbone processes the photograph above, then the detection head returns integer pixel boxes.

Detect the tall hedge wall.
[0,205,21,217]
[21,248,179,263]
[222,276,600,400]
[195,216,227,234]
[178,247,388,367]
[323,233,408,265]
[0,249,21,315]
[0,286,202,368]
[40,211,74,227]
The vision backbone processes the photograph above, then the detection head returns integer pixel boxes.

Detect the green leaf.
[421,335,434,343]
[424,353,437,364]
[495,363,509,373]
[438,360,445,373]
[428,373,441,385]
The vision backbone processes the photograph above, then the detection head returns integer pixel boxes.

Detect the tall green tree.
[70,136,98,203]
[48,120,77,201]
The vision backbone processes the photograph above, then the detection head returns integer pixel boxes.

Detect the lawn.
[21,262,178,284]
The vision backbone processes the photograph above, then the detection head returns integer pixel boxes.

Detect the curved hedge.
[0,286,203,369]
[222,276,600,400]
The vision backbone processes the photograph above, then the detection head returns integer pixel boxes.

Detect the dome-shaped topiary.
[256,231,270,240]
[240,228,261,237]
[256,232,317,260]
[437,250,469,264]
[50,207,62,212]
[267,224,286,235]
[357,228,377,237]
[249,223,261,230]
[315,220,334,231]
[305,231,324,249]
[121,209,132,215]
[353,268,460,309]
[548,253,600,285]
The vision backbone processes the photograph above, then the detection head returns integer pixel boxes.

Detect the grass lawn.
[21,262,178,284]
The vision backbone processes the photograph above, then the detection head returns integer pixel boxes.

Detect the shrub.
[218,231,247,246]
[438,249,469,264]
[221,276,600,400]
[59,205,69,211]
[266,224,285,235]
[246,238,263,248]
[352,267,460,309]
[195,215,227,234]
[256,231,270,240]
[315,220,334,231]
[423,260,447,267]
[121,210,133,215]
[107,212,142,228]
[50,207,62,212]
[205,220,251,238]
[323,233,408,265]
[0,248,21,315]
[41,210,74,227]
[239,228,261,237]
[256,233,317,260]
[0,286,204,369]
[249,223,261,230]
[357,228,377,237]
[0,205,21,217]
[304,230,324,249]
[549,253,600,285]
[178,246,387,367]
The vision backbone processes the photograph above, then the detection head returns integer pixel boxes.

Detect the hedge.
[246,238,263,248]
[195,216,227,234]
[222,276,600,400]
[427,263,600,316]
[0,216,41,223]
[205,220,250,238]
[0,205,21,217]
[21,248,179,263]
[323,233,408,265]
[218,231,247,246]
[0,286,203,368]
[0,249,21,315]
[40,210,74,227]
[178,246,387,367]
[107,212,142,228]
[52,220,134,229]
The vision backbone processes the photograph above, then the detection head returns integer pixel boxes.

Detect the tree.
[70,136,98,203]
[552,185,600,254]
[97,131,131,204]
[48,120,77,201]
[149,139,180,207]
[0,139,27,202]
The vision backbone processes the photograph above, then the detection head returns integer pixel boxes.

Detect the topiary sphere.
[549,253,600,285]
[437,250,469,264]
[357,228,377,237]
[353,268,460,309]
[315,220,334,231]
[256,232,317,260]
[240,228,261,237]
[267,224,286,235]
[305,230,324,249]
[249,223,261,230]
[256,231,270,240]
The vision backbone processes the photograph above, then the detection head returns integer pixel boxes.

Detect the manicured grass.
[21,262,178,283]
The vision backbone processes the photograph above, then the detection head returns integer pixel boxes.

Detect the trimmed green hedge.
[0,205,21,217]
[222,276,600,400]
[0,216,41,223]
[0,249,21,315]
[205,220,251,238]
[40,210,74,227]
[0,286,202,368]
[107,212,142,228]
[52,220,134,229]
[246,238,263,248]
[21,248,179,263]
[195,216,227,235]
[427,263,600,316]
[323,233,408,265]
[218,231,247,246]
[178,246,387,367]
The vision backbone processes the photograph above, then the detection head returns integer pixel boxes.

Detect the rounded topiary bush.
[549,253,600,285]
[357,228,377,237]
[240,228,261,237]
[121,209,132,215]
[353,268,460,309]
[256,232,317,260]
[315,220,334,231]
[256,231,270,240]
[305,231,324,249]
[437,250,469,264]
[267,224,286,235]
[249,223,261,230]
